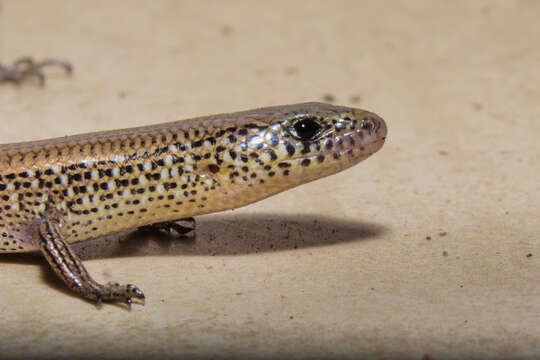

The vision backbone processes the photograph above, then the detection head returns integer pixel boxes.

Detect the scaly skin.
[0,102,387,307]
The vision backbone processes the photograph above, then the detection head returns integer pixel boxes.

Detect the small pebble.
[285,66,298,75]
[322,93,336,103]
[349,95,362,104]
[219,24,233,36]
[472,102,483,111]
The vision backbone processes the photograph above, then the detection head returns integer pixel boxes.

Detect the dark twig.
[0,57,73,86]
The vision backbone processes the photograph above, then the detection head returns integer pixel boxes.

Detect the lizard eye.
[290,117,322,140]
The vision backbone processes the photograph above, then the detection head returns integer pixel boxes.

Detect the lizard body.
[0,102,387,306]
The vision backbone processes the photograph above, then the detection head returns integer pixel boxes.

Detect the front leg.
[38,218,145,308]
[138,217,196,238]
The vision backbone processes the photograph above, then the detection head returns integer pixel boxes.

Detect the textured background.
[0,1,539,359]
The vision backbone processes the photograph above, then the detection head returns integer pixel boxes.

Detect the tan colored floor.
[1,1,539,359]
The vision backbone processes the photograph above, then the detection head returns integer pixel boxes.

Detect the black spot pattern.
[0,103,386,252]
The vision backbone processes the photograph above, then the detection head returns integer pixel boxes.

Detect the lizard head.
[261,102,387,182]
[205,102,387,207]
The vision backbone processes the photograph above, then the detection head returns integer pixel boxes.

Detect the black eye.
[291,118,322,140]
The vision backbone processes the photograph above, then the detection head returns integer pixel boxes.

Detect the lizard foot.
[139,217,196,239]
[95,282,146,309]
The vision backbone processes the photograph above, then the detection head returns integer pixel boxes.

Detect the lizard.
[0,101,387,307]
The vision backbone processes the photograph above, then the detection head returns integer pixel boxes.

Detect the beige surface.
[1,1,539,359]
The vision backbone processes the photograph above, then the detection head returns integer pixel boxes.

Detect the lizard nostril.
[361,119,374,131]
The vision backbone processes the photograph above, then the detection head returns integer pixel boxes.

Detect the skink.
[0,102,387,307]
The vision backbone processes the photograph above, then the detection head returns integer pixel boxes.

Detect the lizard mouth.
[323,132,386,158]
[362,137,386,154]
[289,136,386,164]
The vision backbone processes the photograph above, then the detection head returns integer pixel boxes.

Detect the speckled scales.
[0,103,386,253]
[0,102,386,305]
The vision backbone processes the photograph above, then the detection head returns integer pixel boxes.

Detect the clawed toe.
[126,284,146,302]
[96,282,146,309]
